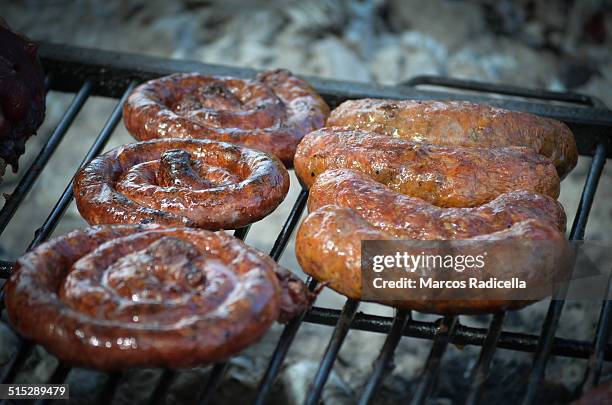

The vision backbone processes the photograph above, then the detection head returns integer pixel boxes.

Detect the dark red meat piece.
[0,19,45,175]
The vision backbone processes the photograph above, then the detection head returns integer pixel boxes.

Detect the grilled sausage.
[74,138,289,230]
[327,99,577,178]
[4,224,311,370]
[308,169,567,236]
[123,69,330,167]
[294,128,560,208]
[296,170,569,314]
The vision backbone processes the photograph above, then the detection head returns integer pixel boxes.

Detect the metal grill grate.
[0,43,611,405]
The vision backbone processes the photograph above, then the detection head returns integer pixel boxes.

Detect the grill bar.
[581,274,612,392]
[233,225,251,241]
[0,80,92,237]
[269,189,308,261]
[304,299,360,405]
[39,43,612,159]
[0,83,135,386]
[465,312,507,405]
[569,142,608,241]
[303,307,612,360]
[253,277,318,405]
[358,310,410,405]
[28,82,136,251]
[149,370,174,405]
[0,340,31,384]
[197,363,229,404]
[251,189,312,404]
[522,141,608,405]
[402,75,596,106]
[410,316,458,405]
[95,372,123,405]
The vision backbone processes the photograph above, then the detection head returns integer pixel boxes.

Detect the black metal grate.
[0,43,611,405]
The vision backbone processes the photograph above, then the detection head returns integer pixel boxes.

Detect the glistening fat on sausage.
[327,99,577,179]
[294,128,560,208]
[123,69,330,167]
[4,224,312,370]
[295,169,569,314]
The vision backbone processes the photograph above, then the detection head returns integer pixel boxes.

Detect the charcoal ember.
[0,18,45,177]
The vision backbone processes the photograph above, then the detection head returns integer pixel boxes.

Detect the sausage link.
[4,224,311,370]
[296,204,569,314]
[308,169,567,237]
[294,128,560,207]
[123,70,330,167]
[328,99,577,178]
[74,138,289,230]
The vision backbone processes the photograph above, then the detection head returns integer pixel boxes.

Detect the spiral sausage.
[296,169,569,314]
[4,224,311,370]
[74,138,289,230]
[123,69,330,167]
[327,99,577,178]
[294,128,560,207]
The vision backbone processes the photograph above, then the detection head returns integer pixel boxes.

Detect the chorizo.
[74,138,289,230]
[123,70,330,167]
[294,128,560,208]
[327,99,577,178]
[4,224,311,370]
[296,170,569,314]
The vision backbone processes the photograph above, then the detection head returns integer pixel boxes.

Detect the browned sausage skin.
[296,170,569,314]
[74,138,289,230]
[123,69,330,167]
[4,224,311,370]
[328,99,577,179]
[294,128,560,207]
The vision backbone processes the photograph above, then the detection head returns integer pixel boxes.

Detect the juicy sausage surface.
[296,170,569,314]
[327,99,577,178]
[123,70,330,167]
[4,224,311,370]
[308,169,567,237]
[294,128,560,207]
[74,138,289,230]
